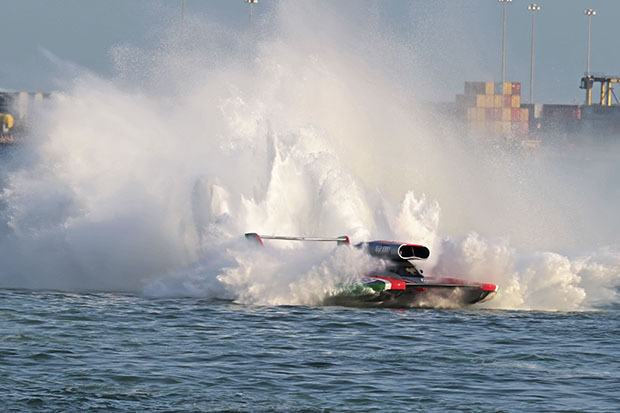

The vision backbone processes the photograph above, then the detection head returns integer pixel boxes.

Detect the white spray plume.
[0,2,618,310]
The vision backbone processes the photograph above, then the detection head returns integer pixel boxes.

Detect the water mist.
[0,2,618,310]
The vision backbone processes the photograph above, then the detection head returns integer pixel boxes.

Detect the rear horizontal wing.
[245,232,350,246]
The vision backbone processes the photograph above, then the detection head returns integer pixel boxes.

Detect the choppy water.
[1,289,618,412]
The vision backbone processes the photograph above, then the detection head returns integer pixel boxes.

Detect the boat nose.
[480,283,498,292]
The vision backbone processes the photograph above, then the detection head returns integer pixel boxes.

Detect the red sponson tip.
[480,283,497,292]
[391,279,407,290]
[374,276,406,291]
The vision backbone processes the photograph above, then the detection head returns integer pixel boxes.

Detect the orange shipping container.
[485,81,495,95]
[521,108,529,121]
[471,107,485,121]
[511,95,521,108]
[486,95,494,108]
[502,108,511,121]
[503,82,512,95]
[476,94,486,108]
[494,95,503,108]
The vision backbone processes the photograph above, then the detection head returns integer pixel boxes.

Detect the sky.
[0,0,618,104]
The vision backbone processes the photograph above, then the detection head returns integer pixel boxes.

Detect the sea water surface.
[1,289,618,412]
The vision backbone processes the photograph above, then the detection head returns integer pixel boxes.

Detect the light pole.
[498,0,512,84]
[528,4,541,104]
[246,0,258,25]
[584,8,596,74]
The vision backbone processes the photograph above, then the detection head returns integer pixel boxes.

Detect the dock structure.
[580,75,620,107]
[0,91,51,144]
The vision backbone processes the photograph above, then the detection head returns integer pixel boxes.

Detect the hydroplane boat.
[245,233,498,308]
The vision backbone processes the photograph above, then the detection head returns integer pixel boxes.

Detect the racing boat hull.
[326,276,498,308]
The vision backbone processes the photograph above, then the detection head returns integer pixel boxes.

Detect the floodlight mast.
[584,8,597,75]
[247,0,258,25]
[498,0,513,84]
[527,3,541,103]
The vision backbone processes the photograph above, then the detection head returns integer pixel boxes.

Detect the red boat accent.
[414,287,427,292]
[245,232,264,246]
[338,235,351,246]
[372,276,406,291]
[480,283,497,292]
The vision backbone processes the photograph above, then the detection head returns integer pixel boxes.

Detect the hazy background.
[1,0,619,103]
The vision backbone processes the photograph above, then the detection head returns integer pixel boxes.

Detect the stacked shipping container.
[456,81,529,137]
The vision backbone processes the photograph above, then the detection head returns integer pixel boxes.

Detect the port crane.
[580,74,620,106]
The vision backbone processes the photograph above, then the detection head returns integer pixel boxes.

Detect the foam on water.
[0,2,618,310]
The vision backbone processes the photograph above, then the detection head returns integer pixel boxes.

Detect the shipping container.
[486,95,494,108]
[468,108,488,122]
[511,108,521,122]
[468,121,486,133]
[509,121,527,135]
[542,104,580,118]
[456,94,476,109]
[541,104,581,134]
[521,108,529,122]
[503,95,512,107]
[511,95,521,108]
[471,107,485,121]
[493,121,503,135]
[511,82,521,96]
[493,95,503,108]
[502,108,512,122]
[501,121,512,135]
[542,104,580,120]
[476,94,486,108]
[465,81,486,96]
[485,81,495,95]
[466,107,475,121]
[503,82,512,95]
[520,104,533,123]
[494,82,503,95]
[495,108,503,121]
